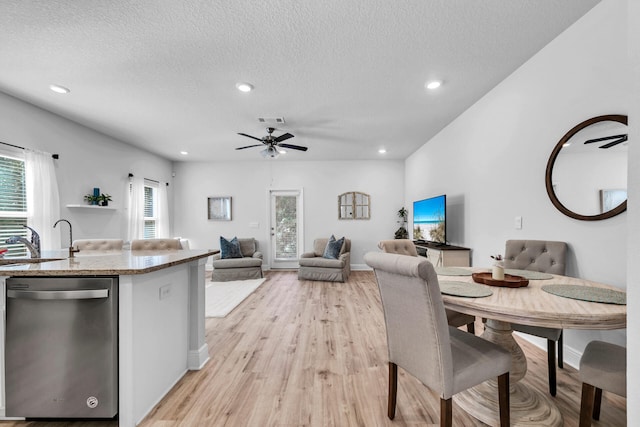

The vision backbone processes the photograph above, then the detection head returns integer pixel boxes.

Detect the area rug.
[205,278,267,317]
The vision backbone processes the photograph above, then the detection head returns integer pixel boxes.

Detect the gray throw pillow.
[220,236,243,259]
[323,235,345,259]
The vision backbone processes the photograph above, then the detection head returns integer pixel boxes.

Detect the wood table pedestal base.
[454,319,563,426]
[455,381,562,426]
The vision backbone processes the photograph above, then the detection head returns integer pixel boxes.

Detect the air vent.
[258,117,285,124]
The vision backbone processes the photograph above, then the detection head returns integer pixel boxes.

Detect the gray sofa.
[211,238,263,282]
[298,237,351,282]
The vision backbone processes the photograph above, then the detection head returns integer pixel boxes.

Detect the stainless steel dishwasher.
[5,276,118,418]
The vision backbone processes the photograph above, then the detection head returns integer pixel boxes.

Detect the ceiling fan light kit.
[261,146,282,158]
[236,127,308,158]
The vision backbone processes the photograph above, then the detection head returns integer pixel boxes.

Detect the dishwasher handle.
[7,289,109,300]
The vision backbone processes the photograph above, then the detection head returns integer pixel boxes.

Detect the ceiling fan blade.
[599,135,628,149]
[583,133,627,144]
[274,132,294,143]
[235,144,263,150]
[279,143,308,151]
[238,132,264,142]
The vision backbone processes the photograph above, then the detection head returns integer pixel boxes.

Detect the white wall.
[0,92,173,244]
[172,160,404,268]
[405,0,628,366]
[627,0,639,419]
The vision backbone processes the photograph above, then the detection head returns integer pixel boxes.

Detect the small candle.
[492,264,505,280]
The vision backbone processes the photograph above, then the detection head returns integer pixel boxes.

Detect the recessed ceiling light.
[378,148,387,154]
[236,82,254,92]
[425,80,442,90]
[180,151,189,155]
[49,84,70,94]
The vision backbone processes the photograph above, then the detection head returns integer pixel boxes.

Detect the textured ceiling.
[0,0,600,161]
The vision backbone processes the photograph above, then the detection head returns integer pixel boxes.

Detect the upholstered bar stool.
[579,340,626,427]
[72,239,124,251]
[131,238,182,250]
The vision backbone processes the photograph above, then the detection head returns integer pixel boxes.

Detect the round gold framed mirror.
[545,114,628,221]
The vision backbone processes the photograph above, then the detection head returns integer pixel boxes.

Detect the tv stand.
[413,241,470,267]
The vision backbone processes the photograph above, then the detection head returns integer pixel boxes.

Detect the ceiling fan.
[583,133,628,149]
[236,127,308,158]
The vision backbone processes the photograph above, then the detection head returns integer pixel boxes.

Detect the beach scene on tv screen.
[413,197,445,243]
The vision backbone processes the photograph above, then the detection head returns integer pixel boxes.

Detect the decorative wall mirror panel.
[338,191,370,220]
[546,114,627,221]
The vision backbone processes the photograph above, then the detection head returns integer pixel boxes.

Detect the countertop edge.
[0,250,217,276]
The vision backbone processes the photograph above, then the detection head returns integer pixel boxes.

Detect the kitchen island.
[0,249,216,426]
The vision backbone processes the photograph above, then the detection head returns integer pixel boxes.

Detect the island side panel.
[188,257,209,369]
[120,264,192,426]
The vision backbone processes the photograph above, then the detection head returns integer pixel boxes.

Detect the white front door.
[269,190,303,269]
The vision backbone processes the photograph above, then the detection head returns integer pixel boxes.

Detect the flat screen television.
[413,194,446,244]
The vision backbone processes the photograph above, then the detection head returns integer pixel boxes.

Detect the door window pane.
[275,195,297,259]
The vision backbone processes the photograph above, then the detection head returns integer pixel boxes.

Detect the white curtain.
[157,182,170,238]
[127,176,144,242]
[25,149,61,250]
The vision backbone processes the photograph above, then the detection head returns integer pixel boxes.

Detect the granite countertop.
[0,249,218,276]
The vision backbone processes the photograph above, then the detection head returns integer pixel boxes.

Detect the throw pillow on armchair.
[323,235,345,259]
[220,236,242,259]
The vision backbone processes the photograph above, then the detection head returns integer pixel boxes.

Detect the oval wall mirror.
[546,114,628,221]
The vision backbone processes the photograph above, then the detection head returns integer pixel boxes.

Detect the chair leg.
[388,362,398,419]
[547,339,557,396]
[497,372,510,427]
[579,382,596,427]
[440,398,452,427]
[558,330,564,369]
[593,387,603,420]
[467,321,475,335]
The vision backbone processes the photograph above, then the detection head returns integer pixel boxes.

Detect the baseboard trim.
[188,344,210,370]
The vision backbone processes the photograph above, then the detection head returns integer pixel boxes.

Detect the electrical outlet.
[515,216,523,230]
[159,284,172,300]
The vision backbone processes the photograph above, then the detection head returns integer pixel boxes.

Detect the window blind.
[143,183,157,239]
[0,155,27,257]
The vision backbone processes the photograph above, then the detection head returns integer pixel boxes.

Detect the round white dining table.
[438,267,626,427]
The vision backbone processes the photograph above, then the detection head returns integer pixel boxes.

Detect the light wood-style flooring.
[1,271,626,426]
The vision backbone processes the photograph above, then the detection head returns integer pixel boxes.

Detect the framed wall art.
[208,196,232,221]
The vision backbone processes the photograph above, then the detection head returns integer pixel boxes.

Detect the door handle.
[7,289,109,300]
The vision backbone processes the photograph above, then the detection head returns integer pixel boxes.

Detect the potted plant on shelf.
[84,194,100,205]
[99,193,112,206]
[394,207,409,239]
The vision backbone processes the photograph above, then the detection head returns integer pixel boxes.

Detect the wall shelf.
[66,204,117,211]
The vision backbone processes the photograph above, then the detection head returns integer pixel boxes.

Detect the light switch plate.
[515,216,523,229]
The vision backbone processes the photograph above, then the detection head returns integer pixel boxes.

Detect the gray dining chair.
[579,340,626,427]
[364,251,510,426]
[504,239,567,396]
[377,239,476,334]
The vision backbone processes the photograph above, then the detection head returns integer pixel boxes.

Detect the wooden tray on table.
[472,272,529,288]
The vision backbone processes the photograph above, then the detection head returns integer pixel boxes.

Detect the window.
[0,153,27,257]
[143,180,158,239]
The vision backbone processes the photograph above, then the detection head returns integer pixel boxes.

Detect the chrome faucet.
[54,219,73,246]
[5,225,41,258]
[54,219,78,257]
